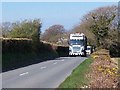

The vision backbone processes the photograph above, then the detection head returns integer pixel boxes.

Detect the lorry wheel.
[69,55,73,57]
[83,51,86,57]
[70,55,76,57]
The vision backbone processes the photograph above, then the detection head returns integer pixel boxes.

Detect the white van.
[86,46,92,55]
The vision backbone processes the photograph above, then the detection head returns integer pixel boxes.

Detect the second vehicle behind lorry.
[86,46,92,55]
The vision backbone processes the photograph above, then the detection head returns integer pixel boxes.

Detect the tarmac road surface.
[2,57,87,88]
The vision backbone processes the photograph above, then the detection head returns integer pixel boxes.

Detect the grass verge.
[58,58,93,88]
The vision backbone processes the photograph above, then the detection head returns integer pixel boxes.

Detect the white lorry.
[69,33,87,56]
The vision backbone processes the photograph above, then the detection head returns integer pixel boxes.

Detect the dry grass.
[87,49,119,88]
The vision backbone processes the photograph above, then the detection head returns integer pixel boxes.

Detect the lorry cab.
[69,33,87,56]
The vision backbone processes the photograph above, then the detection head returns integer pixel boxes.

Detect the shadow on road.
[2,51,70,72]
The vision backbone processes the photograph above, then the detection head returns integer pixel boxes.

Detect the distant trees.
[2,22,12,37]
[41,24,66,44]
[8,19,41,40]
[2,19,42,53]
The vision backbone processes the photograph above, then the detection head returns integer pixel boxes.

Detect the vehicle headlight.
[69,46,72,52]
[81,47,84,51]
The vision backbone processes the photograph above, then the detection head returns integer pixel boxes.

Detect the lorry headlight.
[81,47,84,51]
[82,49,84,52]
[69,46,72,53]
[69,49,72,52]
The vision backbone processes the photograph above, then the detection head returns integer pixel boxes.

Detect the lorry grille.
[73,47,80,53]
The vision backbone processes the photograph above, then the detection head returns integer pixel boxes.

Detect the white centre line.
[53,62,57,64]
[40,66,46,69]
[19,72,29,76]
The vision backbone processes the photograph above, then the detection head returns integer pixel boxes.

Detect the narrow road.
[2,57,86,88]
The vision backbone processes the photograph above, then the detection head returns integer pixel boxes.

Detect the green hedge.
[2,39,32,53]
[2,38,68,72]
[2,38,68,55]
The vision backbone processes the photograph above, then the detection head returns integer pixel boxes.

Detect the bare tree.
[72,5,118,48]
[82,5,118,47]
[2,22,12,37]
[41,24,66,44]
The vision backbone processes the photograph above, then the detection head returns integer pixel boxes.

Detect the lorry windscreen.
[70,39,84,45]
